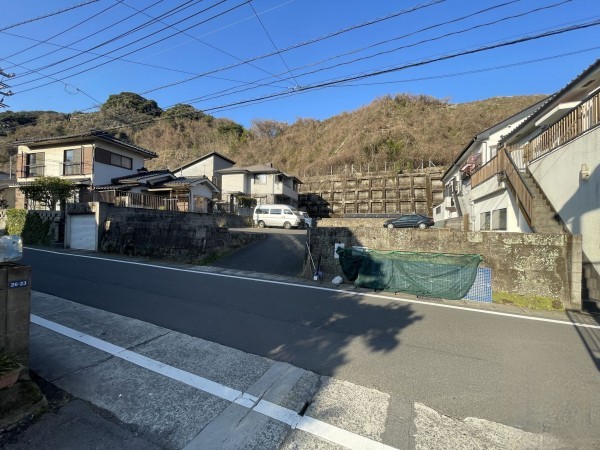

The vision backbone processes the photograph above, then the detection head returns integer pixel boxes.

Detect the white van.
[253,204,305,229]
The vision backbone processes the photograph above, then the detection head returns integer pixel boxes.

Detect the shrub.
[6,209,26,235]
[21,213,51,245]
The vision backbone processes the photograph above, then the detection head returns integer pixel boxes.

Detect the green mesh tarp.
[336,248,483,300]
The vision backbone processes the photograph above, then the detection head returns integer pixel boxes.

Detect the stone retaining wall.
[309,226,581,309]
[97,204,263,263]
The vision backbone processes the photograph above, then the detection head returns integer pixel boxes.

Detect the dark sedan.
[383,214,434,229]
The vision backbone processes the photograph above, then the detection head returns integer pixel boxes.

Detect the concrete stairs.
[518,171,599,313]
[519,171,565,234]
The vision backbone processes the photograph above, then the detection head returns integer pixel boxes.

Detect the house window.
[480,212,491,231]
[480,208,507,231]
[63,148,82,175]
[492,208,507,231]
[255,174,267,185]
[95,147,132,169]
[26,152,45,177]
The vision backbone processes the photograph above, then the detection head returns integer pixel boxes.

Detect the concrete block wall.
[308,225,581,310]
[98,204,263,263]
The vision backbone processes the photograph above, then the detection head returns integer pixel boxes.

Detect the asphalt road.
[211,228,307,277]
[22,247,600,448]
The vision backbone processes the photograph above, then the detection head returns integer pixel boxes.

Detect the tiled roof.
[111,170,172,183]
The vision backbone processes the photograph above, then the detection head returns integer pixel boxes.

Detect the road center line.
[31,314,396,450]
[26,247,600,330]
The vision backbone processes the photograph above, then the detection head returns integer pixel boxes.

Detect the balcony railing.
[471,148,534,225]
[80,190,183,211]
[509,90,600,163]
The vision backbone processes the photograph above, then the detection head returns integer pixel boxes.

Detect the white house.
[172,151,236,190]
[495,59,600,306]
[434,99,547,232]
[216,163,302,206]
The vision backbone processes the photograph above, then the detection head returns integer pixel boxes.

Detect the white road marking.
[26,247,600,330]
[31,314,397,450]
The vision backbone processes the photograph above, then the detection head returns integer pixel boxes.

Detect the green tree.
[19,177,76,211]
[162,104,206,122]
[101,92,163,117]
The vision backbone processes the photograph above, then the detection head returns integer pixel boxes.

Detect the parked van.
[253,204,305,229]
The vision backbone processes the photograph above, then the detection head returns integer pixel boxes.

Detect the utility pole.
[0,69,15,109]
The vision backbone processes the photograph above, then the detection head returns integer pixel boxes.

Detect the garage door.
[70,214,97,251]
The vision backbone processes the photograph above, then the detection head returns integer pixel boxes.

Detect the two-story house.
[15,130,158,206]
[454,60,600,305]
[434,99,547,231]
[216,163,302,207]
[172,151,236,190]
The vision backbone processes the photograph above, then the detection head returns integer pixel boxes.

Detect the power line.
[1,0,169,71]
[194,19,600,113]
[0,0,100,33]
[158,1,576,108]
[8,0,205,82]
[11,0,247,92]
[247,0,300,87]
[260,0,576,90]
[0,1,124,66]
[0,43,596,145]
[118,0,297,87]
[136,0,446,95]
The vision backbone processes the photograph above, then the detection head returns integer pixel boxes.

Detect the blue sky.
[1,0,599,128]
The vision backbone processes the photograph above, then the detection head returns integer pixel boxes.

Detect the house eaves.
[215,167,251,175]
[148,176,220,193]
[281,172,303,184]
[173,151,236,172]
[441,96,550,182]
[111,170,173,185]
[15,130,158,159]
[500,58,600,146]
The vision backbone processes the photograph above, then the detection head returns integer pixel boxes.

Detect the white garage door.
[70,214,97,251]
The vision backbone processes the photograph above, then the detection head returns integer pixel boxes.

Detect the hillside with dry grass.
[0,92,546,177]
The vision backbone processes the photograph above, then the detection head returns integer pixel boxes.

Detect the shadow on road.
[566,310,600,371]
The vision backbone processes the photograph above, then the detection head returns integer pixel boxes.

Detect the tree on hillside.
[101,92,163,117]
[251,119,287,139]
[162,104,206,122]
[20,177,76,211]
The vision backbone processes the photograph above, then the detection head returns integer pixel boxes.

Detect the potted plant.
[0,353,22,390]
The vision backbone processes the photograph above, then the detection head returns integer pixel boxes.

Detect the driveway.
[212,227,307,277]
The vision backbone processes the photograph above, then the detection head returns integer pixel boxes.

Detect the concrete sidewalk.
[2,291,564,449]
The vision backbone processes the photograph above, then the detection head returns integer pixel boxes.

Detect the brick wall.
[97,204,263,263]
[309,224,581,309]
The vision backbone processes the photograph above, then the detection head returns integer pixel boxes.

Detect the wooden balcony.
[510,90,600,163]
[471,149,534,225]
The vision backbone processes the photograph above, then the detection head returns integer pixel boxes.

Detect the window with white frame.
[254,174,267,184]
